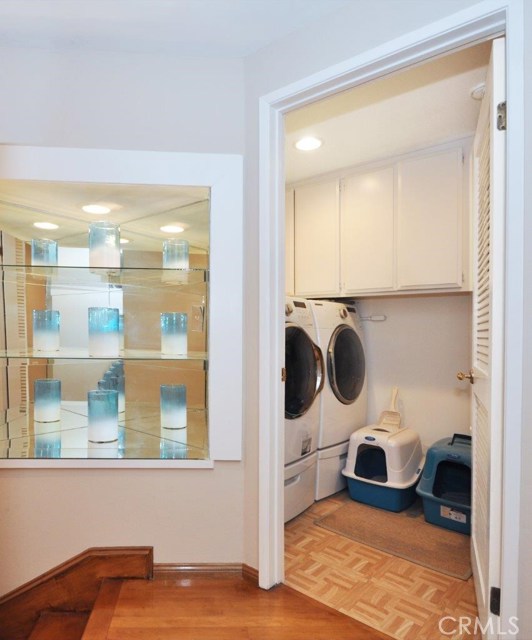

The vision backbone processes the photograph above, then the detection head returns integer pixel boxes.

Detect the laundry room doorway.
[281,36,506,636]
[256,2,525,636]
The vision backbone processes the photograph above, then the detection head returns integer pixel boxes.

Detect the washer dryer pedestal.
[315,441,349,500]
[284,452,317,522]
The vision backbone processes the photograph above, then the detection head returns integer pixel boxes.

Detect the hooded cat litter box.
[341,388,424,512]
[416,434,471,534]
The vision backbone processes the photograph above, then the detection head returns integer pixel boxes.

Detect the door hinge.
[281,367,287,382]
[497,102,507,131]
[490,586,501,616]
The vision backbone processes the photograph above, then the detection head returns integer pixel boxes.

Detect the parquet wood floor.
[284,490,481,640]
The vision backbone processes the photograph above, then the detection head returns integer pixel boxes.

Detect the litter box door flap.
[469,36,505,635]
[285,323,324,419]
[327,324,365,405]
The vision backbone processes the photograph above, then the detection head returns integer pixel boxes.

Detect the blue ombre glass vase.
[162,238,189,269]
[88,307,120,357]
[33,309,60,352]
[31,238,58,266]
[34,379,61,422]
[160,384,187,429]
[88,221,121,270]
[87,389,118,443]
[160,312,188,355]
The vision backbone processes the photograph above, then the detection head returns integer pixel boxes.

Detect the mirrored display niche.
[0,181,210,461]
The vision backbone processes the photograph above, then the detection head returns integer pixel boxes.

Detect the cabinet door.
[340,167,394,293]
[294,180,339,296]
[397,147,463,289]
[285,189,295,295]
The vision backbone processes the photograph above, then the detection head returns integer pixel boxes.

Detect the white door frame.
[257,0,525,628]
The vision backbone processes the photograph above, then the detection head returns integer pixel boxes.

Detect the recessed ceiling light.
[295,136,323,151]
[160,225,184,234]
[82,204,112,215]
[120,238,130,244]
[33,222,59,230]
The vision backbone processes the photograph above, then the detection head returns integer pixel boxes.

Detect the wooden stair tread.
[28,611,89,640]
[0,547,152,640]
[81,579,124,640]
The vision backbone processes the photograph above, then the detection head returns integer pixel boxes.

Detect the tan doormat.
[315,497,472,580]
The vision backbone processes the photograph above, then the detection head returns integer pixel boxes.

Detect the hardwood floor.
[284,490,480,640]
[82,573,390,639]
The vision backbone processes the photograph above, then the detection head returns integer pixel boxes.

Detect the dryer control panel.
[285,298,313,323]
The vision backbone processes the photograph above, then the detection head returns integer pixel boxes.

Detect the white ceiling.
[285,41,492,184]
[0,0,351,57]
[0,4,491,251]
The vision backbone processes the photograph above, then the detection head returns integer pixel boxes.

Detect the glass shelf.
[0,265,208,291]
[0,401,208,460]
[1,349,208,362]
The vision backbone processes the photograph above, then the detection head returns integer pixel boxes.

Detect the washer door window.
[285,324,324,419]
[327,324,365,405]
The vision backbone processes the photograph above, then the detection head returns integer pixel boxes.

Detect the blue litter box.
[416,433,472,534]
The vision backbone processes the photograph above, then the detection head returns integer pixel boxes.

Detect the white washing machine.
[310,300,368,500]
[284,297,324,521]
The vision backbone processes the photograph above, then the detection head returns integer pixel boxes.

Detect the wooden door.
[470,37,506,636]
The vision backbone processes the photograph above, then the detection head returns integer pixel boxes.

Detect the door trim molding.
[257,2,525,628]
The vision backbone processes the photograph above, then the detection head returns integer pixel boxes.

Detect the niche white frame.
[0,145,243,468]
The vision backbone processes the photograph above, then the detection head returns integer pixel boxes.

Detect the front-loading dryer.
[310,300,368,500]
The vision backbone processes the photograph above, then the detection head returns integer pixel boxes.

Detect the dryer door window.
[285,324,324,419]
[327,324,365,405]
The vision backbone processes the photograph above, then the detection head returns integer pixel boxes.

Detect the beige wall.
[0,464,243,594]
[0,49,245,595]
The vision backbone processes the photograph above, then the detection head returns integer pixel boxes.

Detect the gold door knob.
[457,369,475,384]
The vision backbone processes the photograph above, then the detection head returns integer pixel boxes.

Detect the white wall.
[0,47,244,153]
[243,0,480,572]
[0,47,245,595]
[518,2,532,637]
[356,294,472,450]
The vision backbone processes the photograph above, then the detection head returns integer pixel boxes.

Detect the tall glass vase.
[88,389,118,443]
[88,221,121,270]
[88,307,120,357]
[160,384,187,429]
[31,238,58,266]
[160,312,188,355]
[34,379,61,422]
[33,310,60,352]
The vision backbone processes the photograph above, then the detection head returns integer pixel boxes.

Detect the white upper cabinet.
[340,167,395,293]
[294,179,339,297]
[285,188,295,295]
[289,141,469,298]
[397,147,463,290]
